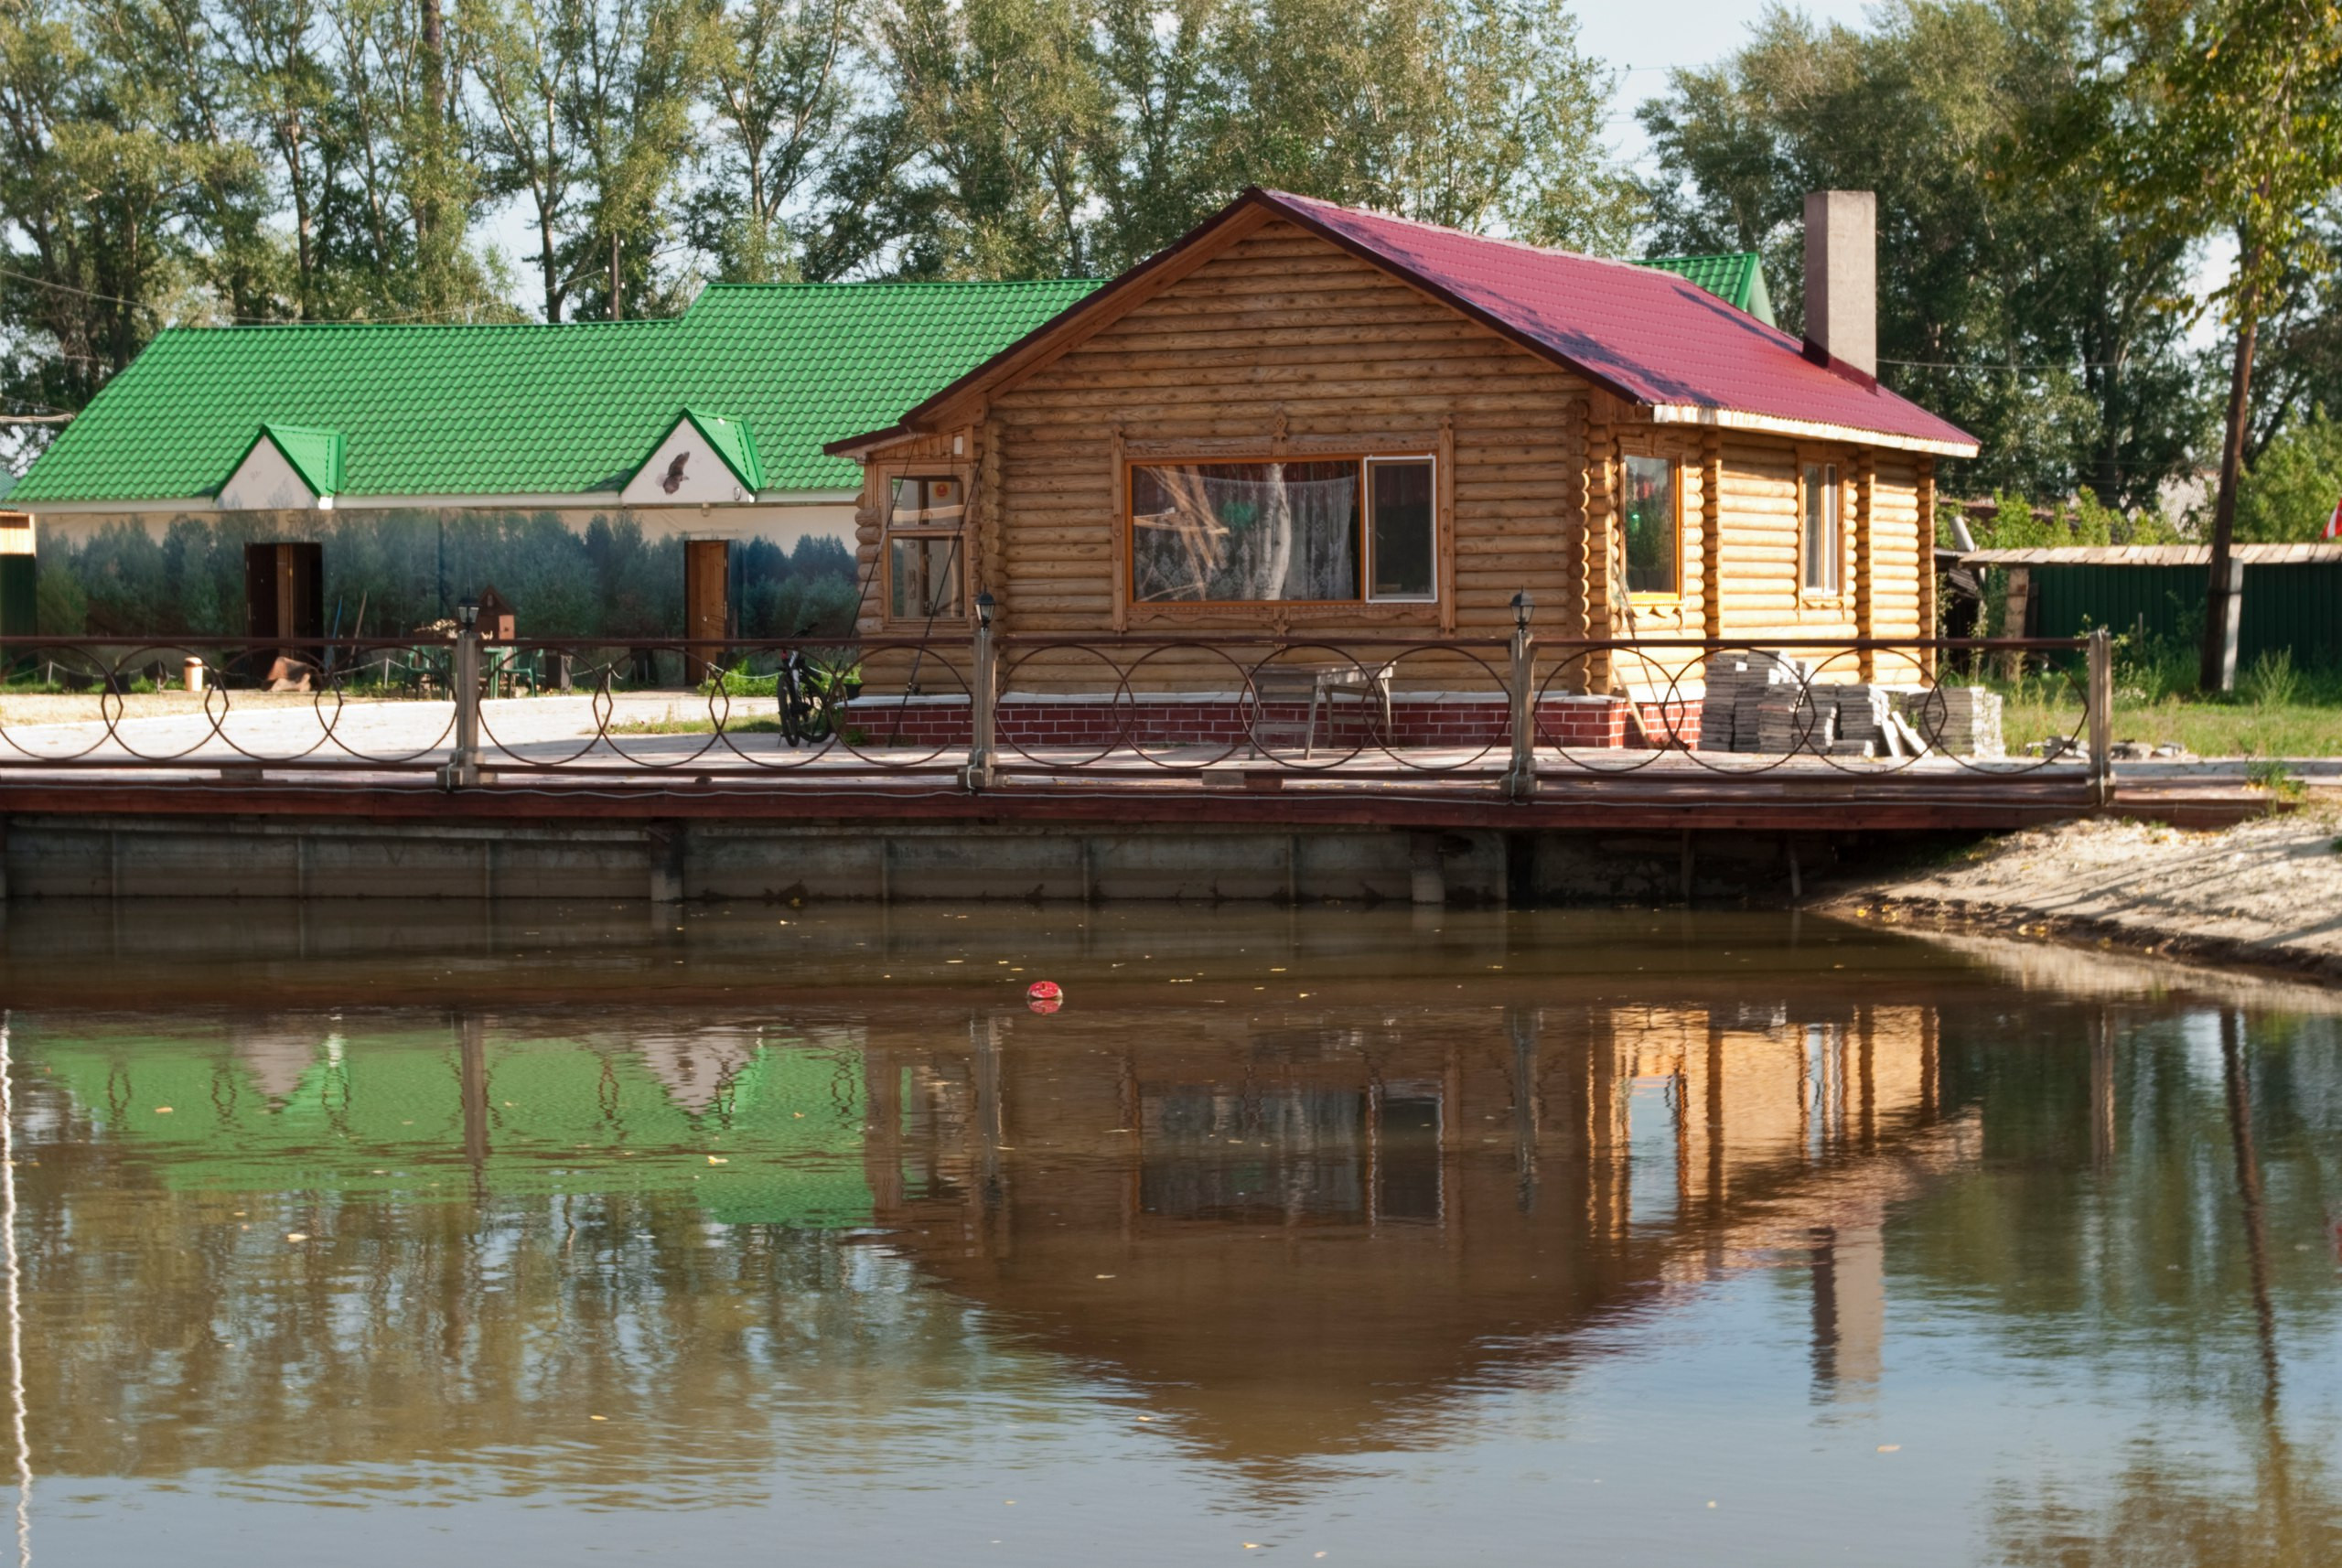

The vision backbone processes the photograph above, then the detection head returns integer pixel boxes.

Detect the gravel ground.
[1832,800,2342,982]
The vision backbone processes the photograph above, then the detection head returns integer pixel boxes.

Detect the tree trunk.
[541,206,558,323]
[610,230,623,321]
[422,0,445,119]
[2201,267,2259,693]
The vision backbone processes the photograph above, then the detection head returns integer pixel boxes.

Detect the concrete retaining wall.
[0,814,1830,907]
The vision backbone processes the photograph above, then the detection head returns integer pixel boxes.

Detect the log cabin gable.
[981,219,1589,635]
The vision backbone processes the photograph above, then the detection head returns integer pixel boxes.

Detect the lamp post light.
[1507,589,1536,800]
[445,593,484,789]
[964,592,998,792]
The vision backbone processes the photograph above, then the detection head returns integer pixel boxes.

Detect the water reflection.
[3,907,2340,1564]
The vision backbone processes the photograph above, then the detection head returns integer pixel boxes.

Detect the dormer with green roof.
[218,424,346,510]
[1632,252,1777,327]
[620,408,766,507]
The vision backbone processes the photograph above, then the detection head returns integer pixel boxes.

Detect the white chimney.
[1804,190,1876,378]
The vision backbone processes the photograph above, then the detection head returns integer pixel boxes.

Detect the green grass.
[1987,649,2342,758]
[606,716,787,736]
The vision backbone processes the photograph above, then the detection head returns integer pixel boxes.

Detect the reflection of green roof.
[235,423,346,498]
[1634,252,1777,327]
[38,1030,871,1226]
[11,279,1101,503]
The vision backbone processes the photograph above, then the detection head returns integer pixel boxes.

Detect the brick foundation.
[840,694,1701,752]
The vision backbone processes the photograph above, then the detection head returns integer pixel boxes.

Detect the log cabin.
[828,188,1981,748]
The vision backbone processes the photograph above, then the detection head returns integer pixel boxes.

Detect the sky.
[1582,0,1876,169]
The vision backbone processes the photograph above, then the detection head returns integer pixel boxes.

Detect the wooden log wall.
[1868,456,1927,682]
[856,220,1591,694]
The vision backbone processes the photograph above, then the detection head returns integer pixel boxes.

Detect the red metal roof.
[1262,191,1978,455]
[827,188,1980,458]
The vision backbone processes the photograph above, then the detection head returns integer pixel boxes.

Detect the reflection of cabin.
[858,997,1962,1465]
[830,189,1979,746]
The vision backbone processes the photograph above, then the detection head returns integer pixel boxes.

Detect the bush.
[2240,649,2301,708]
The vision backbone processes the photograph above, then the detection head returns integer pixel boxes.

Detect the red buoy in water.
[1026,980,1063,1014]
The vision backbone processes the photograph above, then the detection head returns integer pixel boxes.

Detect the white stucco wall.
[618,422,758,508]
[214,440,325,512]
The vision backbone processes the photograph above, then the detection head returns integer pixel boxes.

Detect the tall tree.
[1084,0,1221,271]
[1638,0,2204,513]
[691,0,858,283]
[223,0,338,317]
[2103,0,2342,687]
[1210,0,1633,250]
[556,0,702,317]
[320,0,490,313]
[1,0,195,418]
[862,0,1110,278]
[466,0,587,318]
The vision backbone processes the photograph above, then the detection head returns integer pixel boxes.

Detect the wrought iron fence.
[0,614,2112,800]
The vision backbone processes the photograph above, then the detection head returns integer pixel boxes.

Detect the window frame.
[1617,449,1686,604]
[1122,451,1439,610]
[1798,453,1850,604]
[878,467,973,627]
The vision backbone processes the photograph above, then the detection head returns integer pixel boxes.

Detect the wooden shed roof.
[829,188,1981,458]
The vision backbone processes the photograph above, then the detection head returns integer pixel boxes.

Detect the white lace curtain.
[1132,461,1359,602]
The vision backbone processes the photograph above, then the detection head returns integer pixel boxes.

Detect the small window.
[887,475,965,619]
[1803,462,1842,596]
[1621,455,1679,596]
[1367,457,1434,600]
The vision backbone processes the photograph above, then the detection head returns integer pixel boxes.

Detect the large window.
[1802,462,1842,596]
[1129,455,1434,605]
[1621,454,1680,596]
[887,474,965,620]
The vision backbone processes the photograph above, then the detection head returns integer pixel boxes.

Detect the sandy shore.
[1831,801,2342,983]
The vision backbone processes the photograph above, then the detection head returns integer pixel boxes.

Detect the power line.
[1880,356,2140,372]
[0,261,500,326]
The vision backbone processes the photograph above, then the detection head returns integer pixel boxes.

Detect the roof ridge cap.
[695,276,1101,291]
[1260,188,1671,270]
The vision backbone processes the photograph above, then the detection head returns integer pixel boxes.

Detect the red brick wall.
[839,696,1701,752]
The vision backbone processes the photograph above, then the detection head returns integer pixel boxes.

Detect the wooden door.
[244,542,327,683]
[683,539,730,684]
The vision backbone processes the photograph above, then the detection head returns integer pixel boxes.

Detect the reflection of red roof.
[1263,190,1977,455]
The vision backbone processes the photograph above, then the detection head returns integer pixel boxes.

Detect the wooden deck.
[0,687,2286,832]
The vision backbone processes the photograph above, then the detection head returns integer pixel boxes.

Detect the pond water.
[4,903,2341,1566]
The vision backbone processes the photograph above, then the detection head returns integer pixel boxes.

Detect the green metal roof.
[11,279,1101,504]
[1634,252,1777,327]
[238,423,346,497]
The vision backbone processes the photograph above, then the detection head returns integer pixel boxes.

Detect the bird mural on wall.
[661,451,691,494]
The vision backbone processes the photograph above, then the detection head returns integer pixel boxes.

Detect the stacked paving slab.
[1700,655,2005,757]
[1895,685,2005,758]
